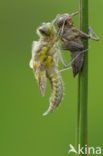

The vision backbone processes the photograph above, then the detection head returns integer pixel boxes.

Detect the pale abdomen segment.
[43,69,63,116]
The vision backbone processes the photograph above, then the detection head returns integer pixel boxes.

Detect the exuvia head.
[56,14,73,28]
[37,22,56,37]
[53,11,79,28]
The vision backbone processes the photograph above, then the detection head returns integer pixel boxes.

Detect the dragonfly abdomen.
[43,70,63,116]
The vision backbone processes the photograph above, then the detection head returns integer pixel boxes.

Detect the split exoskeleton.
[30,11,99,116]
[52,11,99,77]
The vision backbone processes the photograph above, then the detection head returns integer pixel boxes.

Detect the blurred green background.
[0,0,103,155]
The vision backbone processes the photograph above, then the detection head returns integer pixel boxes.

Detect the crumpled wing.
[29,41,40,69]
[37,71,47,96]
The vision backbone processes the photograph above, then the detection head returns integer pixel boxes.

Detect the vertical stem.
[77,0,88,155]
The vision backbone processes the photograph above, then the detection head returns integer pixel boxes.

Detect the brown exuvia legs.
[53,12,99,76]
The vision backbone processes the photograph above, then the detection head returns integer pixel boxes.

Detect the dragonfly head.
[37,23,56,38]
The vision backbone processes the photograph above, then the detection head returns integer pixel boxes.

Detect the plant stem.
[77,0,88,155]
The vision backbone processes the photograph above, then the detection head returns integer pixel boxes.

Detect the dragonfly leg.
[89,26,99,41]
[58,48,89,68]
[58,52,71,68]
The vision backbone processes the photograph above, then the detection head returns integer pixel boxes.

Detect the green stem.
[77,0,88,156]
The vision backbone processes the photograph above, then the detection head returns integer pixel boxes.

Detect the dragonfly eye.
[39,29,47,35]
[38,23,52,36]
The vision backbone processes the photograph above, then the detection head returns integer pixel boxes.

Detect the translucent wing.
[37,71,47,96]
[29,59,33,69]
[29,41,40,69]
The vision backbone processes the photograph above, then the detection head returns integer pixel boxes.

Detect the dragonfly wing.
[38,71,47,96]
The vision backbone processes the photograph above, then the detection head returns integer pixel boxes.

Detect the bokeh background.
[0,0,103,155]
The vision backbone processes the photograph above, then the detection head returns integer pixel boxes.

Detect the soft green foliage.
[0,0,102,156]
